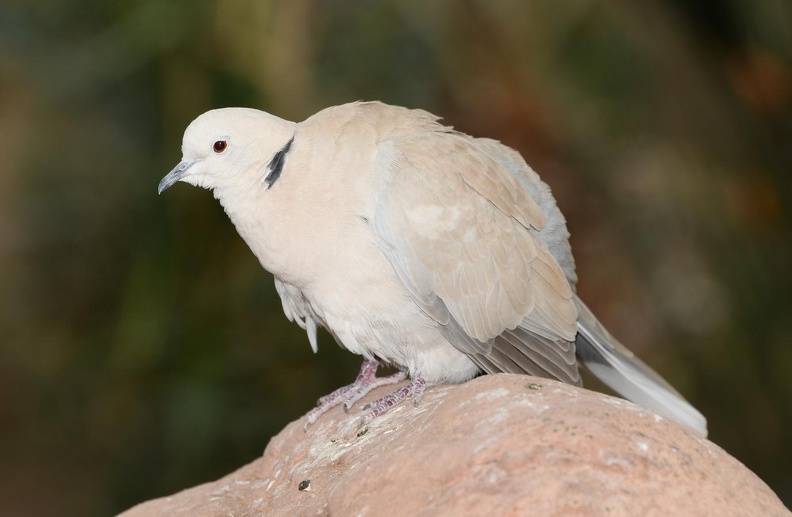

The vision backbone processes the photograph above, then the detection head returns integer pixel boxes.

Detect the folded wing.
[371,129,580,384]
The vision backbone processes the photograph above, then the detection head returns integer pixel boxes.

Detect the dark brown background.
[1,1,790,515]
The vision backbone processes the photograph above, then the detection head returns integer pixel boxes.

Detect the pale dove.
[159,101,707,436]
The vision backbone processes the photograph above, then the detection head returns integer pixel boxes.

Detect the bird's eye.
[213,140,228,153]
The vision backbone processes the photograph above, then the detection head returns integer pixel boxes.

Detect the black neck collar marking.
[264,136,294,189]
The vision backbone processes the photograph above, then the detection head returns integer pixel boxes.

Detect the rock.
[119,374,790,517]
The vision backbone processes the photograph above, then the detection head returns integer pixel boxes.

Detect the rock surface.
[119,374,790,517]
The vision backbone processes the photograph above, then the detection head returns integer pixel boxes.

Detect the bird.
[159,101,707,436]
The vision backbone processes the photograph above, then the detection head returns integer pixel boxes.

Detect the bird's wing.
[371,130,580,382]
[274,277,319,353]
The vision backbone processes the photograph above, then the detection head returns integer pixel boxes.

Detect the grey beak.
[158,161,194,194]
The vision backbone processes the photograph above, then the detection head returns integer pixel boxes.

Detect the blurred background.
[1,0,790,515]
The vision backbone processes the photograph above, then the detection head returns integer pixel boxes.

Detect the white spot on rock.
[475,387,510,400]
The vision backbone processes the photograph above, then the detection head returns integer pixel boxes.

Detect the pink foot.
[304,358,407,429]
[360,377,427,425]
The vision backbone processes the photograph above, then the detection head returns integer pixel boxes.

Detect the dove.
[159,101,707,436]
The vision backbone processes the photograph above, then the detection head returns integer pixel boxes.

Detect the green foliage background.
[1,1,790,514]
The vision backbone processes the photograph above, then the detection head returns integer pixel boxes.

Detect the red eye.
[213,140,228,153]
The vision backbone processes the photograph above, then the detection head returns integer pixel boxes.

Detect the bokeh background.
[2,1,791,515]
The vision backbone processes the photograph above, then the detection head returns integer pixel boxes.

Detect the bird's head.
[158,108,296,196]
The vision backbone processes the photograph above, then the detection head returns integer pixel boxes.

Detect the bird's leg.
[304,358,406,429]
[359,376,427,425]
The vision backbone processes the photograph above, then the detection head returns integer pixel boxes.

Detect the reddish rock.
[119,374,790,517]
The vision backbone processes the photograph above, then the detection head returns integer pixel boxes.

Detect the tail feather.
[574,296,708,437]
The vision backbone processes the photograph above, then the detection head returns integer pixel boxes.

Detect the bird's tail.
[573,296,708,436]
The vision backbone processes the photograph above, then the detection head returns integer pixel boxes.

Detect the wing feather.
[371,120,578,380]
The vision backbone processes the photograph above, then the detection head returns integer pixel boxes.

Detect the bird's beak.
[158,160,195,194]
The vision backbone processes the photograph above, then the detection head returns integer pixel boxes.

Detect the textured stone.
[119,374,790,517]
